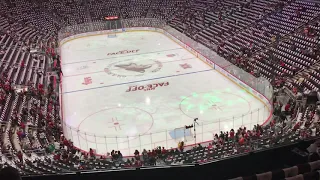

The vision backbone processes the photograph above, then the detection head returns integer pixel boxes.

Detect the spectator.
[161,147,167,154]
[178,141,184,151]
[17,151,23,163]
[118,151,123,161]
[134,149,140,160]
[89,148,95,159]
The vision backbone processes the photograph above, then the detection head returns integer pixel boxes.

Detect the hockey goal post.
[169,127,194,142]
[107,32,117,38]
[104,16,120,39]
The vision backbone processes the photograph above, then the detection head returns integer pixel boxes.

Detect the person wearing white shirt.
[80,154,84,161]
[74,163,80,169]
[311,127,316,137]
[54,141,60,150]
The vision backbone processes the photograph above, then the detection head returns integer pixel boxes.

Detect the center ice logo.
[114,63,152,73]
[104,59,163,77]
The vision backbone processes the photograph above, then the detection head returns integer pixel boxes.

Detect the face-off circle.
[77,107,154,142]
[104,58,162,77]
[179,92,251,122]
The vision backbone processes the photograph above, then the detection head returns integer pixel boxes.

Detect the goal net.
[169,127,194,142]
[107,33,117,38]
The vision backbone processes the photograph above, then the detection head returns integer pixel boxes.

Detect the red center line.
[64,57,196,78]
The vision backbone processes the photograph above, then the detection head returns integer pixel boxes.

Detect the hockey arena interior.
[1,0,320,179]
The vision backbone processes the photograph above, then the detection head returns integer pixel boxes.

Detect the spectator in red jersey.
[161,147,167,154]
[151,149,156,157]
[230,129,235,141]
[17,151,23,163]
[63,138,69,148]
[147,150,152,157]
[270,119,276,127]
[48,121,54,128]
[239,136,245,145]
[280,60,285,67]
[285,103,291,114]
[38,83,43,90]
[20,122,25,133]
[249,41,253,49]
[17,129,25,140]
[256,130,261,138]
[20,60,24,68]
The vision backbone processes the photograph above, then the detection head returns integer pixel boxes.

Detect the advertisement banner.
[190,47,197,56]
[215,65,227,76]
[215,65,220,71]
[185,45,197,56]
[198,54,204,60]
[226,73,239,84]
[167,33,185,47]
[128,27,155,31]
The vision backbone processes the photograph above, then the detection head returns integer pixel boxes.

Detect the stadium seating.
[0,0,319,177]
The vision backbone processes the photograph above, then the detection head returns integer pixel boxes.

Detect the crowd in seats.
[1,75,315,175]
[250,17,320,86]
[119,0,152,19]
[3,0,90,32]
[291,104,320,136]
[284,18,320,93]
[0,0,319,177]
[87,0,120,22]
[163,0,320,93]
[147,0,184,20]
[219,0,319,58]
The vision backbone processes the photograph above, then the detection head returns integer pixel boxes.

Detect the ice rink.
[60,31,270,156]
